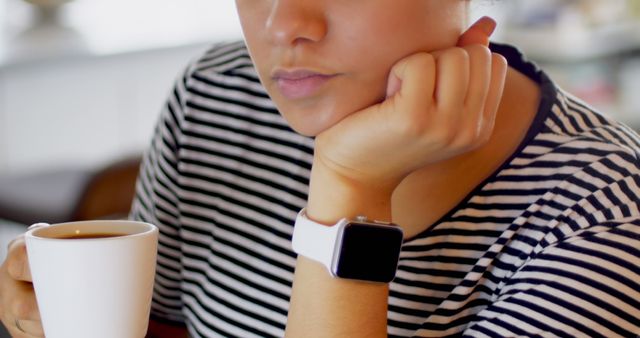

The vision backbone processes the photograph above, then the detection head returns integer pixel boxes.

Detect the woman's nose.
[266,0,328,46]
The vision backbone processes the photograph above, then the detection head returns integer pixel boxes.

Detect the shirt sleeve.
[463,221,640,338]
[129,63,191,324]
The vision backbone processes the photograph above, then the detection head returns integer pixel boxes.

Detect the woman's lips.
[272,69,337,100]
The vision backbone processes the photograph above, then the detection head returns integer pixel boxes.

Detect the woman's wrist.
[287,159,393,337]
[306,156,396,224]
[285,153,399,338]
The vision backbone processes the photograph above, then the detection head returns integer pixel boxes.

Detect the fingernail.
[477,16,497,36]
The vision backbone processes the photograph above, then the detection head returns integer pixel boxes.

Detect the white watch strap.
[292,208,344,272]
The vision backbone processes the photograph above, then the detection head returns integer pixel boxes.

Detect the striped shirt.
[130,41,640,337]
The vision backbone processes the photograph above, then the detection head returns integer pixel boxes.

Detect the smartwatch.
[292,208,404,283]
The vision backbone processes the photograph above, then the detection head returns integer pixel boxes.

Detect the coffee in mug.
[52,232,129,239]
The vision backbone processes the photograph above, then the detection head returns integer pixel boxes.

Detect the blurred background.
[0,0,638,335]
[0,0,639,247]
[1,0,639,178]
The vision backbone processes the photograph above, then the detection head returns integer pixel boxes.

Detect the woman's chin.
[272,91,383,138]
[276,104,344,137]
[286,119,328,138]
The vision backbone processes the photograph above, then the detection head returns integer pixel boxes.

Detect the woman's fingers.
[384,52,436,134]
[457,16,496,47]
[1,237,44,337]
[382,16,499,142]
[457,44,492,147]
[9,282,43,337]
[480,53,509,142]
[434,47,470,116]
[7,238,32,282]
[463,44,492,111]
[390,52,436,113]
[11,319,45,338]
[11,282,41,322]
[385,43,503,150]
[431,46,491,150]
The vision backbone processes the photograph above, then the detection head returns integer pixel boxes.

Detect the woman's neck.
[391,66,542,239]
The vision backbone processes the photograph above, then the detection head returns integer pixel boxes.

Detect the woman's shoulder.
[171,40,285,124]
[178,40,275,105]
[174,40,263,87]
[162,40,306,150]
[189,40,256,76]
[542,88,640,160]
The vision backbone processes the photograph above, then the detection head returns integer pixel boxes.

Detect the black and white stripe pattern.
[130,41,640,337]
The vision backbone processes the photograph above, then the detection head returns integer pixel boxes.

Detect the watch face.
[334,223,404,283]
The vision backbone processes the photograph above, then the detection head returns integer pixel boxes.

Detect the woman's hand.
[0,235,44,338]
[313,17,508,192]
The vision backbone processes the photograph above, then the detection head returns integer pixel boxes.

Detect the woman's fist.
[313,17,508,190]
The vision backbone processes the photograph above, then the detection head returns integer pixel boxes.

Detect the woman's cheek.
[268,67,390,136]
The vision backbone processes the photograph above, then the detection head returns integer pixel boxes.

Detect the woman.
[2,1,639,337]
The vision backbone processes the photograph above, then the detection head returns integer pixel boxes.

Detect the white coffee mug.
[25,220,158,338]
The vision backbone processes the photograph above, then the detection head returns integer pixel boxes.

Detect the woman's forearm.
[285,162,394,337]
[286,257,389,337]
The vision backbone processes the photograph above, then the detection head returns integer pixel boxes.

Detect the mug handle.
[28,223,50,230]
